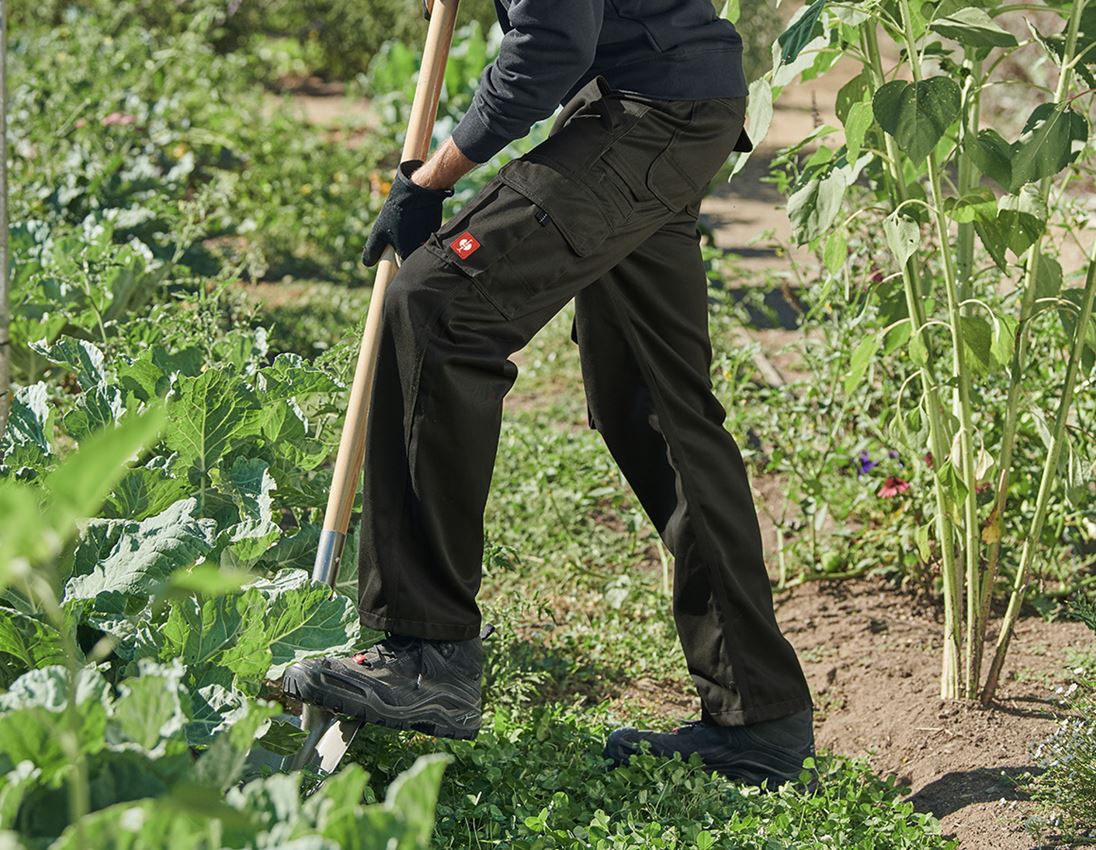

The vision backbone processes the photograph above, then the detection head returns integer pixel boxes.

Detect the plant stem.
[862,21,962,698]
[978,0,1088,698]
[982,246,1096,704]
[900,0,984,701]
[955,52,983,314]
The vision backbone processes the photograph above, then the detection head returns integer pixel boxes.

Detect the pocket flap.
[646,146,700,212]
[498,159,612,257]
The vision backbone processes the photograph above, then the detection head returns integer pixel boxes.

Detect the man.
[283,0,815,788]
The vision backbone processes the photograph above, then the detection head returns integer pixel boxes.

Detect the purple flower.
[856,450,878,478]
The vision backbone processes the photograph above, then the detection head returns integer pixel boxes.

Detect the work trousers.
[358,76,812,724]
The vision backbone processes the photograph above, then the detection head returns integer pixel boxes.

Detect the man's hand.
[361,140,478,267]
[361,160,454,266]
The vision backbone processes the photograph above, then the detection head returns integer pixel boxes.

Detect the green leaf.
[1034,253,1064,303]
[165,564,254,599]
[258,354,341,399]
[62,386,125,442]
[253,717,307,758]
[777,0,828,65]
[909,327,930,368]
[28,338,109,390]
[787,167,848,244]
[261,401,329,472]
[108,661,189,757]
[219,458,281,565]
[308,763,374,845]
[1,383,52,466]
[152,569,357,686]
[0,762,40,830]
[966,128,1014,190]
[843,334,882,396]
[64,499,217,601]
[930,7,1019,48]
[0,610,66,685]
[959,316,994,375]
[883,213,920,266]
[843,100,874,162]
[192,700,278,792]
[873,78,962,162]
[47,799,232,850]
[45,406,166,541]
[823,229,848,275]
[165,370,261,482]
[155,594,255,678]
[225,771,303,835]
[997,188,1048,256]
[1010,103,1089,191]
[0,486,47,584]
[106,460,190,522]
[385,754,452,850]
[0,667,111,785]
[990,313,1018,369]
[186,682,250,747]
[974,188,1047,269]
[235,570,359,678]
[944,188,996,225]
[260,526,322,572]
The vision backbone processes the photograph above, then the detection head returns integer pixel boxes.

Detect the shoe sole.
[282,663,480,741]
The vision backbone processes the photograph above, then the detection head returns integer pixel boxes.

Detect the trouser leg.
[358,78,756,642]
[574,208,812,725]
[357,245,564,639]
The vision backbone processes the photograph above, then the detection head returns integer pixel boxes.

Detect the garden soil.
[775,578,1089,850]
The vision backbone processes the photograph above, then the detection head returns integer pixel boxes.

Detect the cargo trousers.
[358,76,813,724]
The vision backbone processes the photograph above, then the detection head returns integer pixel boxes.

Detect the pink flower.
[878,476,911,498]
[101,112,136,126]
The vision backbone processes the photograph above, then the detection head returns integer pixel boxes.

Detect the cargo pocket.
[423,159,616,321]
[646,133,703,213]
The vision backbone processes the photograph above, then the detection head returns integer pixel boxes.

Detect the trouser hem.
[703,696,813,727]
[359,609,481,641]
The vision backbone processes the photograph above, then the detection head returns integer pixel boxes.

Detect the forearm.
[410,138,477,191]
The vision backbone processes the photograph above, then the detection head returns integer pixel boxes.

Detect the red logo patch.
[450,231,481,260]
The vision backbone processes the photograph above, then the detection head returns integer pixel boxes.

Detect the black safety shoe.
[281,630,486,740]
[604,707,816,790]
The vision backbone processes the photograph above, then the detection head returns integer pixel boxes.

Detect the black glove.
[361,160,454,266]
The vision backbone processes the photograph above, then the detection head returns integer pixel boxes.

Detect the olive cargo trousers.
[358,76,812,724]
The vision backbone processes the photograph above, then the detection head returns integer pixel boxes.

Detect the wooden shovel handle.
[320,0,461,545]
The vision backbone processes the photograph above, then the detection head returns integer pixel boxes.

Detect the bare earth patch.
[775,578,1089,850]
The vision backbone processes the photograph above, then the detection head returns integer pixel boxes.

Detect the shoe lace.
[352,633,429,688]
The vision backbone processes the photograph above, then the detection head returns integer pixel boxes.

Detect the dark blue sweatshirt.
[451,0,748,163]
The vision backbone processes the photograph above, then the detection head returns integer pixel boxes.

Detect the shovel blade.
[247,708,361,776]
[314,717,364,774]
[287,704,363,775]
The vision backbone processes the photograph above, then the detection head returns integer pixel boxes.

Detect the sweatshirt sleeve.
[451,0,604,163]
